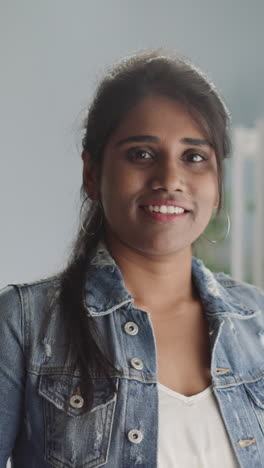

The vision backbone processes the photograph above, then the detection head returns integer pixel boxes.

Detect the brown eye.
[127,148,154,161]
[184,152,207,163]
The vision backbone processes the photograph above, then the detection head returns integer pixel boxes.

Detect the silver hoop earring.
[202,206,230,244]
[80,196,104,236]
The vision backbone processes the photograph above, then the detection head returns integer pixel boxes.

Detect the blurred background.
[1,0,264,292]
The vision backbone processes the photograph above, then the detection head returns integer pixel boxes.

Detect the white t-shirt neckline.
[157,382,213,405]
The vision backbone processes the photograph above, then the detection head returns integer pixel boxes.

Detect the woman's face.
[87,95,219,257]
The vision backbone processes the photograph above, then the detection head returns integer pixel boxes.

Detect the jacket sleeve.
[0,285,25,464]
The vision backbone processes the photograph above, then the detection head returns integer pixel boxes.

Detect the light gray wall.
[1,0,264,288]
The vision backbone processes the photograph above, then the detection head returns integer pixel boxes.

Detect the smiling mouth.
[139,205,190,222]
[139,205,190,215]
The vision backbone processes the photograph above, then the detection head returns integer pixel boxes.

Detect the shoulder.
[0,275,65,369]
[0,274,61,326]
[193,256,264,316]
[0,284,22,323]
[0,273,61,299]
[213,270,264,311]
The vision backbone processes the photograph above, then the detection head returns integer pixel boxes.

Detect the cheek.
[195,175,219,209]
[101,162,142,201]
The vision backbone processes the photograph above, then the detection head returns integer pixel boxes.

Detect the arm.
[0,285,25,464]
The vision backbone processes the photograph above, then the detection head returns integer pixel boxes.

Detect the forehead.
[107,95,208,144]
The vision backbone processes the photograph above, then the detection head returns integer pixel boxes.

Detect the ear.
[82,151,100,200]
[213,188,220,210]
[214,199,220,210]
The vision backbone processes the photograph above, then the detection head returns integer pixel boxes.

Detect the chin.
[132,238,192,257]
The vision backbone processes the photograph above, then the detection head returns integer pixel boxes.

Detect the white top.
[157,382,240,467]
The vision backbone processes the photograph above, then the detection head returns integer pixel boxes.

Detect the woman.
[1,49,264,468]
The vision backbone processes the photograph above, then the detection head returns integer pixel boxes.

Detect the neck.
[104,235,196,316]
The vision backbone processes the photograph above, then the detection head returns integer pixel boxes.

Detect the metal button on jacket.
[128,429,143,444]
[70,394,84,409]
[130,357,144,370]
[124,321,139,336]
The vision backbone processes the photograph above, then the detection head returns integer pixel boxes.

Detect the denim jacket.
[1,239,264,468]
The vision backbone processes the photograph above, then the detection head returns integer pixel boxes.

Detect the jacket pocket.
[38,374,118,468]
[244,378,264,434]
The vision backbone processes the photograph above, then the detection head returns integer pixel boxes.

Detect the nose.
[150,160,187,193]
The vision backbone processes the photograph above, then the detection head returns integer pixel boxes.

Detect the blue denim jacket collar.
[83,239,258,319]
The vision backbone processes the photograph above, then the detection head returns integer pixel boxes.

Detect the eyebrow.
[114,135,212,147]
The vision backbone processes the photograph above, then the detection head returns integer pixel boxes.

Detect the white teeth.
[145,205,185,214]
[174,207,185,214]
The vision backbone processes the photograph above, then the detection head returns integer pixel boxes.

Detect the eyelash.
[127,147,208,163]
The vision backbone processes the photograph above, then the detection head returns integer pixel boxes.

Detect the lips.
[139,200,191,212]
